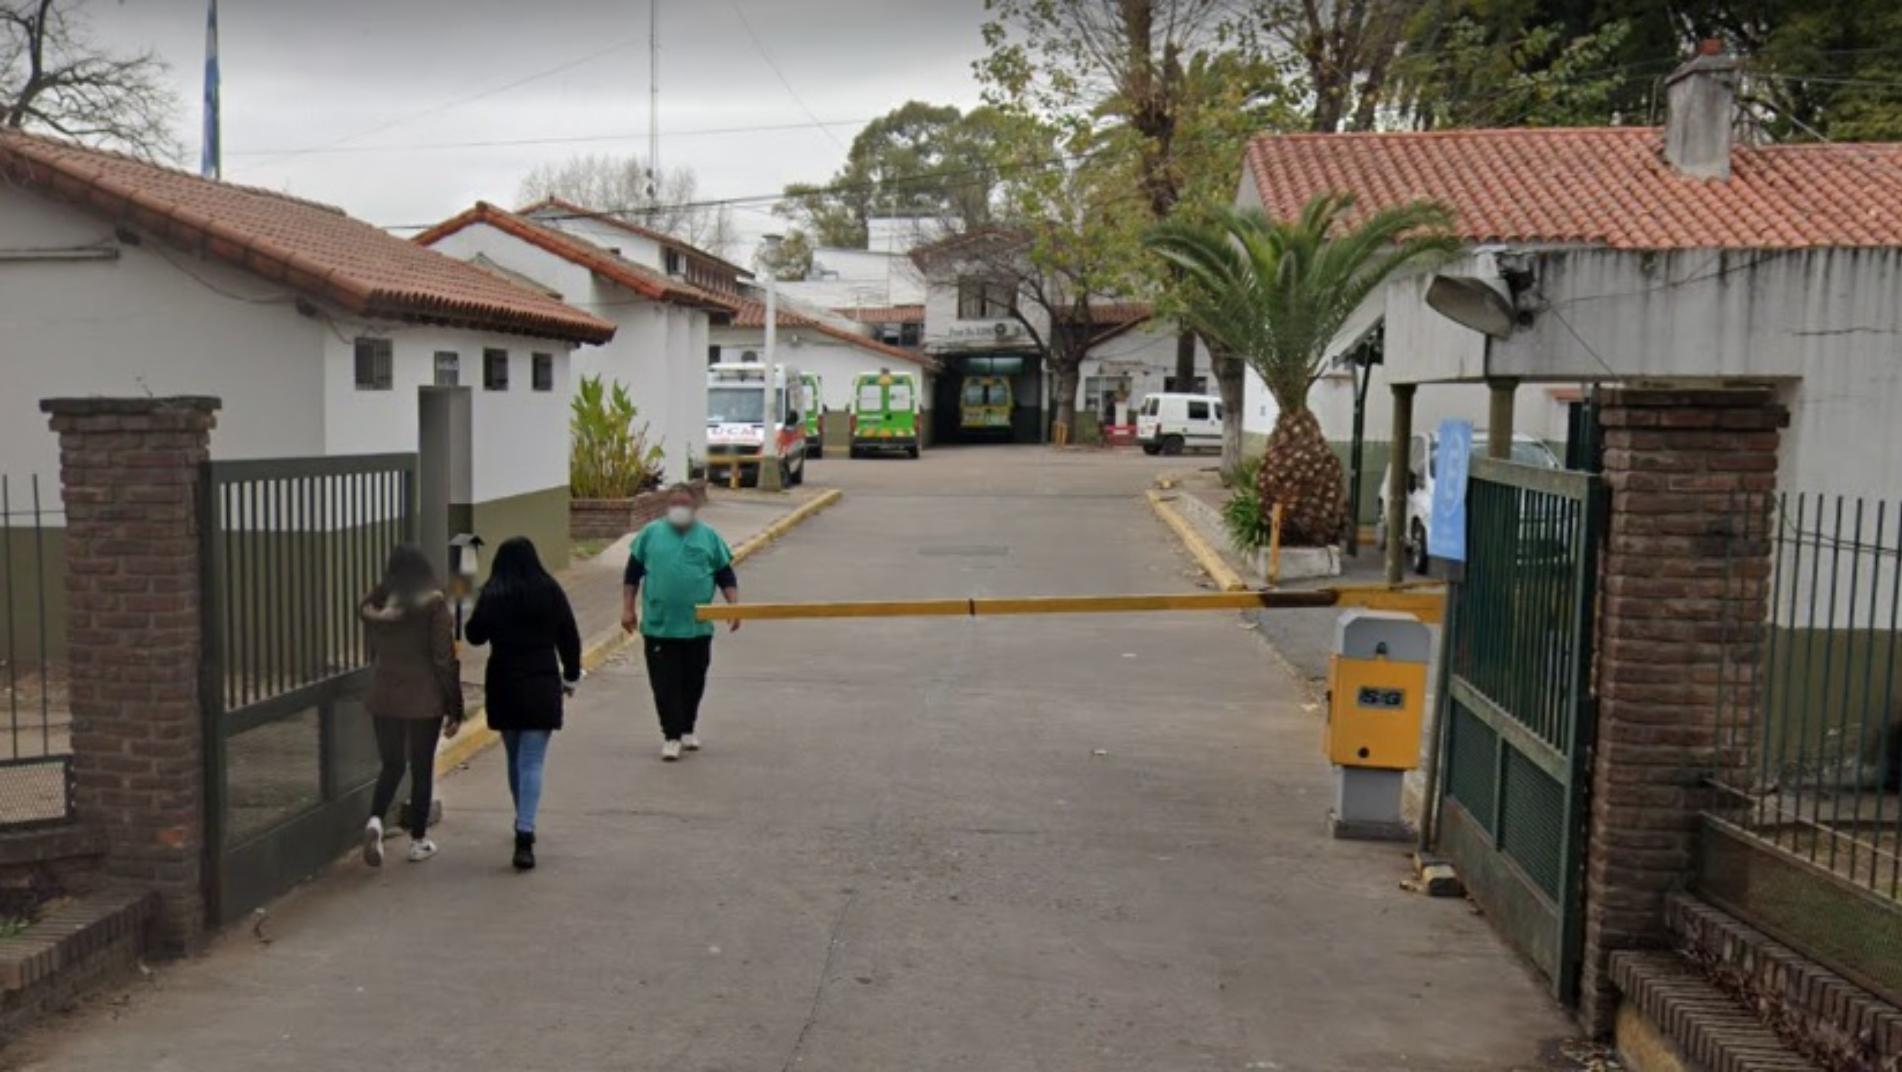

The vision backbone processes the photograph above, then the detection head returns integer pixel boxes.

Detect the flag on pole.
[200,0,220,179]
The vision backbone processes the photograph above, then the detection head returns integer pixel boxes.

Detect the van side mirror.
[1406,471,1419,493]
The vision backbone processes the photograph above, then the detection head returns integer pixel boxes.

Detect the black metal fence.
[0,473,72,828]
[1716,492,1902,901]
[201,453,416,923]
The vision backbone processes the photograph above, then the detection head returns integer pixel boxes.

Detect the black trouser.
[370,715,442,838]
[643,635,712,741]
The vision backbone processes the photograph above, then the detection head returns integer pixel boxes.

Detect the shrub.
[1221,455,1277,553]
[570,375,665,499]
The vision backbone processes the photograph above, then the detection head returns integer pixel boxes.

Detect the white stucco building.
[417,198,747,483]
[1235,47,1902,502]
[0,129,613,570]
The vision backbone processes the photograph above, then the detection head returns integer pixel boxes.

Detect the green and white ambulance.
[800,372,824,459]
[848,370,920,459]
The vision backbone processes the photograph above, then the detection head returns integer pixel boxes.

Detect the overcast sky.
[88,0,991,258]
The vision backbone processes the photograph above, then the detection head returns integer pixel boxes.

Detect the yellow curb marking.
[1145,489,1248,593]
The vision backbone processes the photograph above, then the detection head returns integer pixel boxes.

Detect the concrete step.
[0,884,158,1037]
[1665,892,1902,1070]
[1610,950,1822,1072]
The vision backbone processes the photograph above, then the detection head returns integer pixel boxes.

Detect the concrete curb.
[1146,489,1248,592]
[435,487,845,777]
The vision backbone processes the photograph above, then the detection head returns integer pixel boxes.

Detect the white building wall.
[0,190,326,507]
[1376,246,1902,499]
[1075,324,1212,422]
[423,220,710,483]
[318,326,573,503]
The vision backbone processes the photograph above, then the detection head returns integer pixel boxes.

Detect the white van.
[1376,429,1561,573]
[1136,393,1224,455]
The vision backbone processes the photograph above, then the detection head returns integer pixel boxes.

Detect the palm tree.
[1147,193,1456,547]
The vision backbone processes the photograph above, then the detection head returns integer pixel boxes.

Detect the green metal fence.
[200,453,416,923]
[0,474,70,829]
[1714,492,1902,902]
[1438,457,1603,1005]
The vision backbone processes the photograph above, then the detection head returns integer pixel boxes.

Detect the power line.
[727,0,848,154]
[232,35,642,173]
[378,145,1098,231]
[227,117,877,158]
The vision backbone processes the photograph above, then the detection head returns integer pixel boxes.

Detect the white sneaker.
[363,817,384,868]
[407,838,438,863]
[661,740,682,762]
[681,734,701,752]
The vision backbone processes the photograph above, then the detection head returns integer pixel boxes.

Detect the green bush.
[1221,455,1276,553]
[570,375,665,499]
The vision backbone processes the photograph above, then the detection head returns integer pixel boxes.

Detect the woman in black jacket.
[464,537,582,870]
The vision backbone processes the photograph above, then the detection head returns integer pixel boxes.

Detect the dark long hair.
[370,543,438,606]
[478,536,560,612]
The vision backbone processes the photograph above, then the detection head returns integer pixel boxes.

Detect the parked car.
[1375,429,1561,573]
[1136,393,1224,455]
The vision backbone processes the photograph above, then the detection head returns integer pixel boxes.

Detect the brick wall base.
[1580,387,1787,1034]
[570,480,706,541]
[42,397,219,955]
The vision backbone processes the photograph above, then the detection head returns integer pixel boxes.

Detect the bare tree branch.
[1,0,178,161]
[517,152,737,258]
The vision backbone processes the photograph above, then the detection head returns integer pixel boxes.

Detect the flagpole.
[201,0,221,180]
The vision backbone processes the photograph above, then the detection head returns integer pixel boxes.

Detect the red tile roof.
[731,299,937,370]
[0,130,615,343]
[515,196,754,280]
[1243,127,1902,250]
[413,202,739,313]
[832,304,925,325]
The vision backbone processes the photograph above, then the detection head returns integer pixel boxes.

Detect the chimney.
[1663,39,1739,180]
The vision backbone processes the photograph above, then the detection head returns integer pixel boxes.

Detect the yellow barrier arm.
[697,585,1444,624]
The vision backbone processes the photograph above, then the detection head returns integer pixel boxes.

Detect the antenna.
[647,0,660,213]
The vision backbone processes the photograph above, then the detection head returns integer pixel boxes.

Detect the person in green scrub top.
[622,484,741,761]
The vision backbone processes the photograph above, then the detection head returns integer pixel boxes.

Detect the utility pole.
[647,0,660,211]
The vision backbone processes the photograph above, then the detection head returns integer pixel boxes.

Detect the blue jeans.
[501,729,552,834]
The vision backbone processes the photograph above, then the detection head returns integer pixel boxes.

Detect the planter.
[570,480,705,540]
[1249,544,1343,582]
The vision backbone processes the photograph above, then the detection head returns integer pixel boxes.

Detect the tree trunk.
[1051,360,1081,446]
[1258,407,1346,547]
[1174,330,1197,389]
[1214,352,1246,476]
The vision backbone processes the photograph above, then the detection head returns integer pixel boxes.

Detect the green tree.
[1393,14,1642,128]
[1147,195,1456,547]
[960,117,1147,443]
[979,0,1295,468]
[777,101,1006,248]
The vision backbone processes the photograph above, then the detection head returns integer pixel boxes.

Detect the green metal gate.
[1436,458,1604,1004]
[199,454,417,924]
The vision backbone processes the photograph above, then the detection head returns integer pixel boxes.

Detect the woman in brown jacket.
[359,544,461,866]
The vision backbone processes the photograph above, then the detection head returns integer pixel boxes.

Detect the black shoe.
[512,830,536,871]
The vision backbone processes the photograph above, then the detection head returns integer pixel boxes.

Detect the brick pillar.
[1578,387,1784,1033]
[42,397,220,955]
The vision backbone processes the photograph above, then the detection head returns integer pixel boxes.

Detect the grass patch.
[0,915,29,939]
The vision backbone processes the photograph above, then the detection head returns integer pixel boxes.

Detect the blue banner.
[1427,419,1472,563]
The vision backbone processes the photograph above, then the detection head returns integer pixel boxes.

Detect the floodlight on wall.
[1425,274,1518,338]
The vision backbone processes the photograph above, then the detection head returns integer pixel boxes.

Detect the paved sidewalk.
[8,450,1573,1072]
